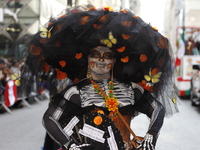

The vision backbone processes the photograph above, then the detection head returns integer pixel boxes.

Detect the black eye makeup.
[89,49,114,60]
[90,50,101,58]
[103,52,114,59]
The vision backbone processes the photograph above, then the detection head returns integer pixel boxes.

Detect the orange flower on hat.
[56,24,61,31]
[99,15,107,22]
[60,15,67,18]
[30,45,42,55]
[117,46,126,52]
[81,16,89,25]
[151,68,160,75]
[140,54,147,62]
[48,22,53,27]
[122,33,131,40]
[59,61,66,68]
[157,36,168,49]
[152,27,158,31]
[55,69,67,79]
[104,6,113,11]
[88,7,96,11]
[41,62,50,72]
[75,53,82,59]
[121,56,129,63]
[120,9,127,13]
[158,57,164,66]
[73,78,79,84]
[137,80,153,91]
[93,24,102,29]
[122,21,134,27]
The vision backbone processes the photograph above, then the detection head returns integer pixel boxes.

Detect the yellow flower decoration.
[40,27,53,38]
[105,97,119,112]
[152,26,158,31]
[104,6,114,11]
[90,80,119,113]
[172,95,177,104]
[97,110,104,114]
[144,68,162,84]
[11,73,20,86]
[100,31,117,48]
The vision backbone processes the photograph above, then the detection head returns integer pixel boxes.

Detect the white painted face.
[88,46,115,76]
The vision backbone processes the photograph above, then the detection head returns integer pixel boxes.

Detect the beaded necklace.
[90,78,143,148]
[90,79,119,115]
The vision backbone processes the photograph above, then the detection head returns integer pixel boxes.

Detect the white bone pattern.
[80,80,135,108]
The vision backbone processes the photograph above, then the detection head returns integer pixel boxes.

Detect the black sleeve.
[134,90,165,145]
[42,91,83,147]
[43,101,70,146]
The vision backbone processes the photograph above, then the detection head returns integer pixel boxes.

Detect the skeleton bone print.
[79,80,144,108]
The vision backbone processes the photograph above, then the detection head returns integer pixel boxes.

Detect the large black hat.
[24,4,178,116]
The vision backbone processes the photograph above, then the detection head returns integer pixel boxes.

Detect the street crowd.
[0,57,50,114]
[0,57,24,113]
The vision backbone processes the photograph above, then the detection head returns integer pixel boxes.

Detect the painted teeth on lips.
[96,62,106,68]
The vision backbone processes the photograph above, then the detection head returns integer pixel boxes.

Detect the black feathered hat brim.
[24,4,178,116]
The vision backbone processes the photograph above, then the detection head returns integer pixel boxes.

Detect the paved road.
[0,98,200,150]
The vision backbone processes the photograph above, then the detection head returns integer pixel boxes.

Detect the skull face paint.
[88,46,115,76]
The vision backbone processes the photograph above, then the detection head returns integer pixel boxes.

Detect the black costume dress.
[43,78,165,150]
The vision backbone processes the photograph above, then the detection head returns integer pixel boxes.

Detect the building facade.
[0,0,67,59]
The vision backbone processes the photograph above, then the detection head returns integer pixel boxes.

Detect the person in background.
[10,59,21,75]
[23,5,179,150]
[0,58,12,87]
[0,59,6,97]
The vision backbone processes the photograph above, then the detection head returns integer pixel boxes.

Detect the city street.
[0,98,200,150]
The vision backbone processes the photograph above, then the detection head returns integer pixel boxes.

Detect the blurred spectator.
[0,59,5,69]
[0,59,6,95]
[10,59,21,76]
[0,58,11,87]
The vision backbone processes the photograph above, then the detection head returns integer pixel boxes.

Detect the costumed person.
[22,4,179,150]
